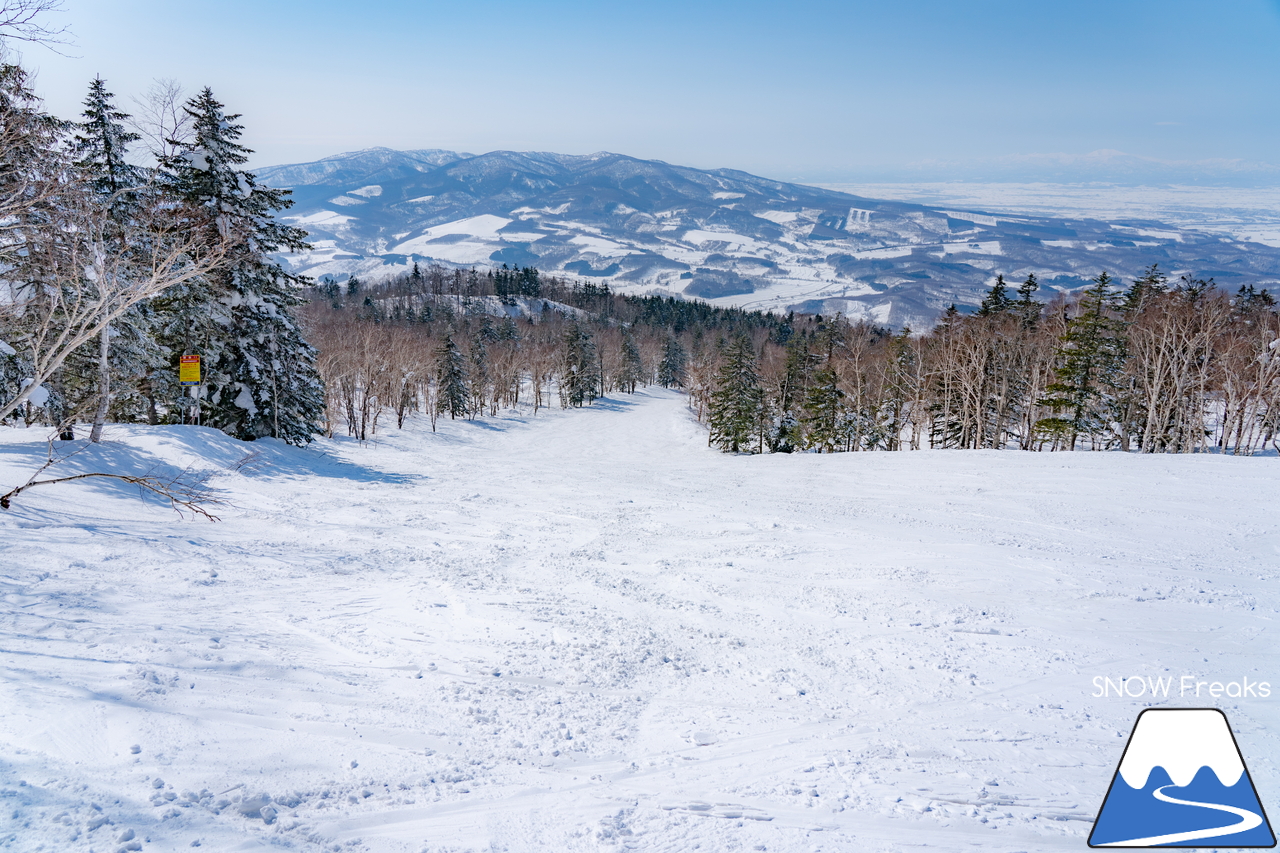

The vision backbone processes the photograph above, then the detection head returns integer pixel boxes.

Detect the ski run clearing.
[2,389,1278,853]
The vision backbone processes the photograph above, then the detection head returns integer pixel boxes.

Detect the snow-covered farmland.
[2,390,1278,852]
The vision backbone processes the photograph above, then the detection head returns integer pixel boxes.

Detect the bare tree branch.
[128,79,190,165]
[0,1,71,49]
[0,438,221,520]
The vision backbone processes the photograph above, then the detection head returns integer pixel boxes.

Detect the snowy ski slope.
[2,390,1278,851]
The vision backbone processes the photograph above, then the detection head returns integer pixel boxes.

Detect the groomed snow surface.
[2,389,1278,852]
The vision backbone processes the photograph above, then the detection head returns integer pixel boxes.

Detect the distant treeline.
[300,263,811,439]
[701,266,1280,455]
[303,263,1280,456]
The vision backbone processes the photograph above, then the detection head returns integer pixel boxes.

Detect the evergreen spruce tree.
[1016,272,1039,305]
[70,77,164,438]
[977,274,1014,316]
[560,323,599,407]
[707,336,763,453]
[493,265,512,302]
[73,78,142,203]
[1121,263,1168,316]
[1036,271,1128,449]
[658,336,686,388]
[874,326,916,450]
[156,88,323,443]
[768,333,814,452]
[518,266,541,297]
[1015,273,1042,325]
[0,63,71,425]
[801,335,846,452]
[618,333,644,393]
[435,333,469,419]
[468,327,490,418]
[1235,284,1277,312]
[802,366,846,452]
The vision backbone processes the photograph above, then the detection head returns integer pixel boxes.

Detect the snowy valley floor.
[1,389,1279,853]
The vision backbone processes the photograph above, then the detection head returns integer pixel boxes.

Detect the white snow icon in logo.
[1089,708,1276,847]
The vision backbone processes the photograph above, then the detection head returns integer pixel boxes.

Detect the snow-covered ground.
[815,183,1280,249]
[2,390,1279,852]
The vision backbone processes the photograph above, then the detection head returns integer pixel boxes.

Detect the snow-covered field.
[2,389,1279,852]
[814,183,1280,249]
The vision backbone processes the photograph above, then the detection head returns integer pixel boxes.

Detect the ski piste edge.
[1088,707,1277,849]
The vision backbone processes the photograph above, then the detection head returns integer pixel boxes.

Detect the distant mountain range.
[258,148,1280,328]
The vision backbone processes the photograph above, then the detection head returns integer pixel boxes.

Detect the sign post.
[180,354,201,386]
[180,354,202,425]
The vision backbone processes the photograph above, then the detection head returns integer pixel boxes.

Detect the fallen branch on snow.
[0,439,221,521]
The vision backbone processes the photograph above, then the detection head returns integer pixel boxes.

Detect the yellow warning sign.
[180,354,201,385]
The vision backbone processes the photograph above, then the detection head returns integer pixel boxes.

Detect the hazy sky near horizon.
[15,0,1280,180]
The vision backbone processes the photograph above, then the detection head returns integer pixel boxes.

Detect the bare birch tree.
[0,185,227,424]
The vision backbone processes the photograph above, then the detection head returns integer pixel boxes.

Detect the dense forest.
[299,265,807,438]
[304,262,1280,455]
[698,268,1280,455]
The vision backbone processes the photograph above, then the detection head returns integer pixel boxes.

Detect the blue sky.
[17,0,1280,181]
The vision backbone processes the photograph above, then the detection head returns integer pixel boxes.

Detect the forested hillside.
[299,264,807,439]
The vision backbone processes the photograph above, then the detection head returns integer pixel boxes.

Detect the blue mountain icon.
[1090,708,1276,847]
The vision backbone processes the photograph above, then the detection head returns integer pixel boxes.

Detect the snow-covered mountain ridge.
[259,148,1280,328]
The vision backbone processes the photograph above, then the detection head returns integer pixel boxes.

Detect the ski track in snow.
[1,388,1279,852]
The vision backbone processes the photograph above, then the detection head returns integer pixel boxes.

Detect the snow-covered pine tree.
[1121,263,1168,316]
[618,332,644,393]
[560,323,599,407]
[874,326,916,451]
[658,336,686,388]
[468,325,492,419]
[707,336,763,453]
[0,62,69,425]
[977,274,1013,316]
[435,332,468,419]
[1036,271,1128,449]
[767,332,814,452]
[73,78,140,203]
[0,66,225,432]
[156,88,323,444]
[70,77,165,439]
[801,362,846,452]
[1016,273,1040,305]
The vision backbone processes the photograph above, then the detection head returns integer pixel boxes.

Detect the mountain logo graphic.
[1089,708,1276,847]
